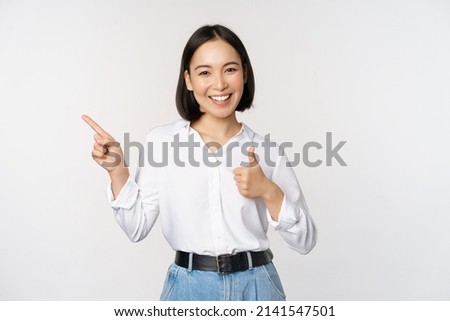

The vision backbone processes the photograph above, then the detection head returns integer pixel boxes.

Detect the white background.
[1,0,449,300]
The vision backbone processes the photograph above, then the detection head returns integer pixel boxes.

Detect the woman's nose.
[213,74,228,91]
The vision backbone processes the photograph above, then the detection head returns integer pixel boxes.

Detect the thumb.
[247,145,258,167]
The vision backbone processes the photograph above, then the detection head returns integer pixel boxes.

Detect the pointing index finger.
[82,114,108,136]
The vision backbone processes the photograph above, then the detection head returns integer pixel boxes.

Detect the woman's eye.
[225,68,237,73]
[199,71,210,76]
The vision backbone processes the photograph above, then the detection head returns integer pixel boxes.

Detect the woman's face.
[184,38,246,121]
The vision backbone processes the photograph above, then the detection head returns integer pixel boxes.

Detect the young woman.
[83,24,317,301]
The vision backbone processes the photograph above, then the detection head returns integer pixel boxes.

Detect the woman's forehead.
[190,39,242,67]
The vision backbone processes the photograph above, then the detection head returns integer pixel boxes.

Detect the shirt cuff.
[105,176,139,210]
[267,195,301,231]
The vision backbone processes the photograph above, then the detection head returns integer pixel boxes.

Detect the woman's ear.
[184,70,193,91]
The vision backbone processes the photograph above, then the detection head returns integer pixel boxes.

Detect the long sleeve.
[106,133,160,242]
[266,153,317,254]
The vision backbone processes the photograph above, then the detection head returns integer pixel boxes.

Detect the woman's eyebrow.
[194,64,211,70]
[194,61,240,70]
[223,61,240,67]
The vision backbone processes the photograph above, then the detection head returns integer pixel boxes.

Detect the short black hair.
[176,24,255,121]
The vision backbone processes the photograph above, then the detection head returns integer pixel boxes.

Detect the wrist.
[261,179,284,222]
[108,167,129,181]
[261,179,282,202]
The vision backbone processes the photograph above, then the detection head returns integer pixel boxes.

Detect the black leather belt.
[174,249,273,274]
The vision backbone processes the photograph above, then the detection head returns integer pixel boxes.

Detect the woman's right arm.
[82,114,130,197]
[82,115,159,242]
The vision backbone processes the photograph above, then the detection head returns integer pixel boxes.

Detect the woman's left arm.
[233,147,317,254]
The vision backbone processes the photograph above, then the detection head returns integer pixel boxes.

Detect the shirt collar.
[174,118,255,142]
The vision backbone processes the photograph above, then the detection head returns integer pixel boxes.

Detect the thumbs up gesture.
[233,146,284,221]
[233,146,270,199]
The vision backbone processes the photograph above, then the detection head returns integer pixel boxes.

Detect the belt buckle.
[216,254,233,274]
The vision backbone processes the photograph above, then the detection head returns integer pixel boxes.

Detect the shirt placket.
[208,156,226,255]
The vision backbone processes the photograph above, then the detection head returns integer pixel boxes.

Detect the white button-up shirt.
[107,119,317,255]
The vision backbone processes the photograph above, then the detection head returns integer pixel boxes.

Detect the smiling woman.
[184,39,245,116]
[176,25,255,122]
[186,41,243,112]
[185,39,246,143]
[82,24,317,301]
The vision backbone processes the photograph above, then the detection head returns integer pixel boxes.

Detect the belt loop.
[246,251,253,270]
[188,252,194,271]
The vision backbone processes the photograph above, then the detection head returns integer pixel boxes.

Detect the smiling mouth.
[210,94,231,102]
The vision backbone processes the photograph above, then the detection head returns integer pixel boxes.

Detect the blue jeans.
[160,262,286,301]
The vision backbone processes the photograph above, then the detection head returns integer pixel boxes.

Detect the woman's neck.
[190,113,242,146]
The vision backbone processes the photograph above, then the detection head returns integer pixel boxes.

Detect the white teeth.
[211,95,230,102]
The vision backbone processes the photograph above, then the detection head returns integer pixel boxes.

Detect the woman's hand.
[233,146,284,221]
[82,114,129,198]
[233,146,269,198]
[82,115,125,172]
